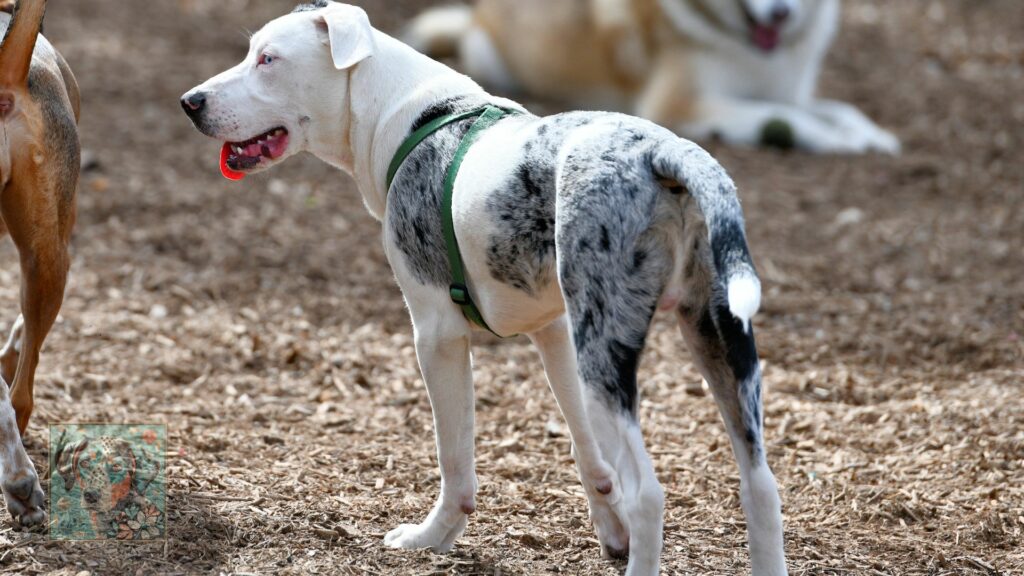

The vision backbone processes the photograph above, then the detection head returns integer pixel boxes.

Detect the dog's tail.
[402,4,474,59]
[651,138,761,331]
[0,0,45,87]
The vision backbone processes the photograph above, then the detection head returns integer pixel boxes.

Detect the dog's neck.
[313,31,486,221]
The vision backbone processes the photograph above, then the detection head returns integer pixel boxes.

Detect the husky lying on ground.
[406,0,899,154]
[181,2,788,574]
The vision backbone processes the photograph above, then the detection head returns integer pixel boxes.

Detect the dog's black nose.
[770,4,791,24]
[181,92,207,118]
[83,490,100,505]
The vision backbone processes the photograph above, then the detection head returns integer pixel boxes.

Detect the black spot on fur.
[710,217,754,279]
[632,249,647,271]
[714,302,757,384]
[388,96,508,286]
[599,226,611,252]
[484,115,595,296]
[292,0,330,13]
[412,96,473,132]
[574,310,595,349]
[607,339,643,412]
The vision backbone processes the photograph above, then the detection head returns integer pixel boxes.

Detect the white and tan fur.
[182,3,787,574]
[406,0,899,154]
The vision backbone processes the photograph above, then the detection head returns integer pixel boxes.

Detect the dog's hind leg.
[554,165,675,575]
[676,246,787,576]
[2,178,73,435]
[383,285,478,553]
[530,317,629,558]
[556,246,667,576]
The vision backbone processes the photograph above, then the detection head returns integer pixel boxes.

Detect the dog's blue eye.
[260,54,274,66]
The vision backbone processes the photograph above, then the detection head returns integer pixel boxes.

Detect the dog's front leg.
[679,98,883,154]
[384,299,477,553]
[807,99,901,154]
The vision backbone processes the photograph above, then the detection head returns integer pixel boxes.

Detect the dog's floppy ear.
[315,4,377,70]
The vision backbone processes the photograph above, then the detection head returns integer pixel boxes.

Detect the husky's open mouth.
[220,127,289,177]
[743,9,784,52]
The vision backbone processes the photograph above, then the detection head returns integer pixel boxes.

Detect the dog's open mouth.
[743,10,783,52]
[220,127,289,179]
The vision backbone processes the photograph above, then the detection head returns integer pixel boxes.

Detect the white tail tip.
[727,273,761,332]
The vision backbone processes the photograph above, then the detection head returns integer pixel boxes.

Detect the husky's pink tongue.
[751,25,781,52]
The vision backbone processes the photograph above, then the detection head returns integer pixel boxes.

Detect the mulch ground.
[1,0,1021,574]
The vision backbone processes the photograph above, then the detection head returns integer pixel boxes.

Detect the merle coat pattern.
[180,3,788,575]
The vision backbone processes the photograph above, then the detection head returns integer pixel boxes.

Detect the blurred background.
[1,0,1021,574]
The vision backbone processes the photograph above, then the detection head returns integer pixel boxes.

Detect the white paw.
[587,491,630,559]
[384,515,467,553]
[384,523,439,550]
[865,127,901,155]
[829,115,901,155]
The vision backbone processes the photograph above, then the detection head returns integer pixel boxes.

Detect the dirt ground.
[1,0,1022,574]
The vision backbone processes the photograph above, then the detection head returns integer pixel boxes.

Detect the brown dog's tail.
[0,0,45,87]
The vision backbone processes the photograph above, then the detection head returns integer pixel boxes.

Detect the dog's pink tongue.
[220,143,245,181]
[752,25,780,52]
[266,133,289,159]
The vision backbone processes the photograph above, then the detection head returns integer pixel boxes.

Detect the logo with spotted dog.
[49,424,166,541]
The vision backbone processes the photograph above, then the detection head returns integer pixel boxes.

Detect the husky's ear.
[315,4,377,70]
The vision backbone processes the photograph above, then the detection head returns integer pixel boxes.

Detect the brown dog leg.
[2,180,72,435]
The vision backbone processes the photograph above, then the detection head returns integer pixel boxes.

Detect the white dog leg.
[808,99,901,154]
[683,98,877,154]
[586,395,665,576]
[384,301,477,553]
[529,317,630,557]
[678,305,787,576]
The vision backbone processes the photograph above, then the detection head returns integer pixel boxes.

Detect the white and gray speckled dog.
[181,2,786,574]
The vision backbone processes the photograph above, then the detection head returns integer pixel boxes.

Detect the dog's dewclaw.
[761,118,796,150]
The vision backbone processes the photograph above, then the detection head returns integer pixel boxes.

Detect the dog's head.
[54,435,161,512]
[682,0,812,52]
[180,1,376,178]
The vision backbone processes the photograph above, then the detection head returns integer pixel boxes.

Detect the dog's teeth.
[233,146,242,154]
